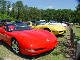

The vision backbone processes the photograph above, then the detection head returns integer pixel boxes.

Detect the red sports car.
[0,23,58,56]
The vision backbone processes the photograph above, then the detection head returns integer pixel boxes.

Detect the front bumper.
[51,30,66,35]
[21,41,58,56]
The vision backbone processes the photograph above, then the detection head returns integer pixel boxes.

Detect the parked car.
[0,20,12,27]
[12,20,26,24]
[0,23,58,56]
[27,21,67,35]
[15,20,23,23]
[46,21,68,28]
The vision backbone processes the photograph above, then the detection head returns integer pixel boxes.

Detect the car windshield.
[49,21,56,23]
[6,23,33,32]
[36,21,46,25]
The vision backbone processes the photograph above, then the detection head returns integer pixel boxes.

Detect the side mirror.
[1,26,5,29]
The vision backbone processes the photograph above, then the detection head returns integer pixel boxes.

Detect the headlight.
[25,49,35,52]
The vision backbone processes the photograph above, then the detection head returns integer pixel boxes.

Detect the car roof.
[1,20,11,22]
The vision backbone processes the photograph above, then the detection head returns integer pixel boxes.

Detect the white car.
[46,21,68,28]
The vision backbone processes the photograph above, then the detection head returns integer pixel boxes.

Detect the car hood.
[50,25,66,31]
[40,25,66,31]
[46,23,67,25]
[11,29,57,48]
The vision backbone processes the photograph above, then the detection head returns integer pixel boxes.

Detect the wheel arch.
[44,27,51,32]
[11,37,21,54]
[10,37,17,46]
[11,37,16,41]
[11,37,20,45]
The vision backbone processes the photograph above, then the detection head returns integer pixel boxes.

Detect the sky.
[5,0,79,10]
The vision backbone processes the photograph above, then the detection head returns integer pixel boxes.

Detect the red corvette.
[0,23,58,56]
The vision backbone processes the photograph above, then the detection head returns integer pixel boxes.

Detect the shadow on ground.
[54,32,76,60]
[19,48,55,59]
[62,35,77,60]
[0,41,55,60]
[75,26,80,28]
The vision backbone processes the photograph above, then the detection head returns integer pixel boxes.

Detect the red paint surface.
[0,26,58,56]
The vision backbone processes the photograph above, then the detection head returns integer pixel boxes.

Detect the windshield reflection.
[6,23,33,32]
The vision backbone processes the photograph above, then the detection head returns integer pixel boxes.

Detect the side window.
[1,20,4,22]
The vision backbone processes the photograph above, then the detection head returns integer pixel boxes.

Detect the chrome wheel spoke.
[15,47,19,53]
[11,39,20,53]
[16,41,18,45]
[12,40,15,45]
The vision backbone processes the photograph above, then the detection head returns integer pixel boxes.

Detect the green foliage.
[0,0,79,22]
[75,4,80,23]
[0,12,15,21]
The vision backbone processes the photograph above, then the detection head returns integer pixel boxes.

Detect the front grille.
[59,31,63,33]
[32,53,37,54]
[64,31,66,33]
[35,48,45,51]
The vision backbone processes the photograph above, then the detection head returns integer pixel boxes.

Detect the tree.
[7,1,11,16]
[40,9,45,20]
[28,7,41,21]
[75,4,80,23]
[1,0,7,14]
[0,0,77,22]
[15,1,23,19]
[21,5,29,21]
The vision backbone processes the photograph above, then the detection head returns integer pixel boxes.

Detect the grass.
[73,25,80,41]
[0,25,79,60]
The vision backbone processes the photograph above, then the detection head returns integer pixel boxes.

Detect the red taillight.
[63,23,68,26]
[30,26,32,27]
[66,24,68,26]
[19,26,21,27]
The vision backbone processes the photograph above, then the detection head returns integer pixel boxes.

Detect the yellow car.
[27,21,67,35]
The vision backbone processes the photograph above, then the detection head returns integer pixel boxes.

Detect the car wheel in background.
[44,28,51,32]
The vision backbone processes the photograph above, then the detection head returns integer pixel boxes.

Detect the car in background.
[12,20,26,24]
[0,20,12,27]
[46,20,68,28]
[12,20,23,23]
[26,21,67,35]
[15,20,23,23]
[65,22,70,26]
[0,23,58,56]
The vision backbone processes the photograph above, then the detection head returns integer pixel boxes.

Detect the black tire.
[11,38,21,54]
[44,28,51,32]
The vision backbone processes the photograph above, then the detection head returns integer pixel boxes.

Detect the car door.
[0,26,11,44]
[3,31,11,45]
[0,27,6,41]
